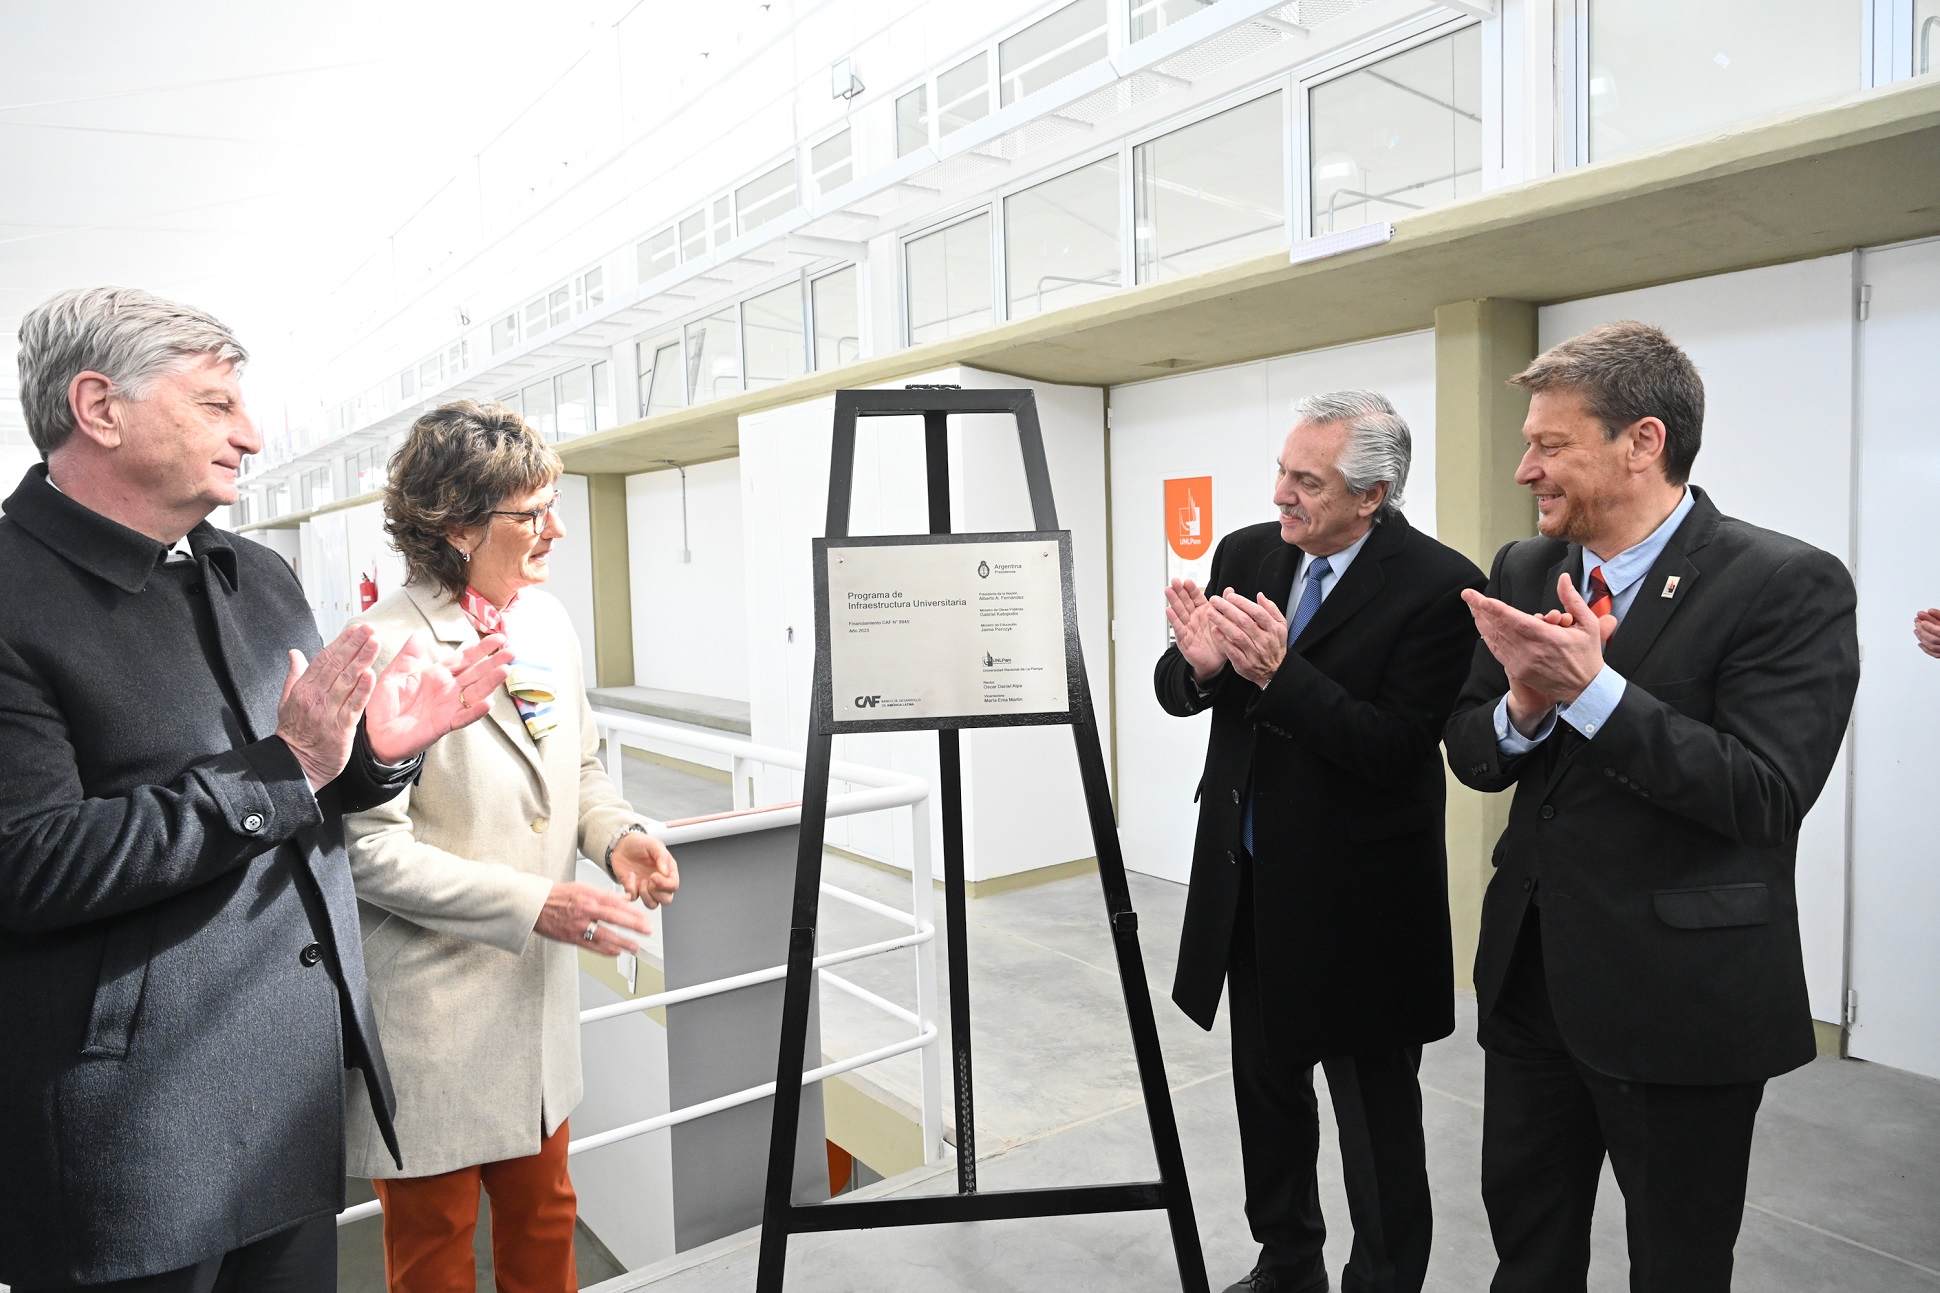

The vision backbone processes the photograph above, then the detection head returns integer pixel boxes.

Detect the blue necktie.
[1243,556,1331,855]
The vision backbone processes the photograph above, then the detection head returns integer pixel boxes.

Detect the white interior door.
[1849,236,1940,1078]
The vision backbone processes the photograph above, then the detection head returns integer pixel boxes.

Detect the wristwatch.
[604,822,648,873]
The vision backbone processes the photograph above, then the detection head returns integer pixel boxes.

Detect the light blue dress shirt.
[1493,488,1695,757]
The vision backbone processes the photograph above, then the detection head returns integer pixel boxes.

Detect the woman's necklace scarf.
[456,587,559,743]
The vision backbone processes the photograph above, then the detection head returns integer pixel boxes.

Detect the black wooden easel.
[754,387,1208,1292]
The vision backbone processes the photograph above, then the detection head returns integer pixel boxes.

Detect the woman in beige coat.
[344,401,678,1293]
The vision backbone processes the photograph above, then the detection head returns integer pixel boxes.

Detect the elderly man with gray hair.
[0,287,513,1292]
[1156,391,1484,1293]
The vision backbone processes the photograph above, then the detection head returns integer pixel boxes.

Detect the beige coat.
[342,580,638,1178]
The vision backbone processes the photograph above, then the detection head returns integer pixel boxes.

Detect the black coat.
[1157,513,1484,1065]
[1444,488,1860,1085]
[0,467,412,1286]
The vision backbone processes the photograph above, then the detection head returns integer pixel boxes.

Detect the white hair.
[1293,388,1411,519]
[17,286,247,457]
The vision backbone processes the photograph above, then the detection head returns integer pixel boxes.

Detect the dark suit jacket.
[1444,487,1859,1086]
[1157,513,1484,1066]
[0,466,413,1287]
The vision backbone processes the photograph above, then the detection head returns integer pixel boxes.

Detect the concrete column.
[1434,298,1538,988]
[586,472,636,687]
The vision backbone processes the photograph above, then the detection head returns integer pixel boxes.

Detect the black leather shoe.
[1220,1263,1328,1293]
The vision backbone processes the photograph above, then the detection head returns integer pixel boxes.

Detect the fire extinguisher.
[359,572,378,611]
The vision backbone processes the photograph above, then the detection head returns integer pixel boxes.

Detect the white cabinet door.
[1850,236,1940,1079]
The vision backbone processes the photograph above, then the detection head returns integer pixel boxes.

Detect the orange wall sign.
[1164,476,1213,563]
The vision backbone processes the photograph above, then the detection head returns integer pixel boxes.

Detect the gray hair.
[1293,388,1411,518]
[17,286,248,457]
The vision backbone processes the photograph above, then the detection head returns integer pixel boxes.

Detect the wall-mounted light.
[831,57,864,100]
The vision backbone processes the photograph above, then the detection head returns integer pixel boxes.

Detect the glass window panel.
[710,197,732,249]
[1005,156,1121,321]
[591,361,609,430]
[937,53,991,138]
[742,282,806,390]
[491,314,518,353]
[1309,27,1482,236]
[685,308,741,403]
[522,379,557,441]
[896,85,930,156]
[419,356,443,390]
[556,367,591,441]
[500,389,523,419]
[811,130,853,197]
[1588,0,1862,160]
[679,212,707,261]
[1135,92,1285,283]
[811,266,860,371]
[905,213,993,345]
[639,228,677,281]
[999,0,1108,106]
[451,340,468,373]
[736,161,799,236]
[399,367,416,399]
[549,287,571,327]
[1922,0,1940,76]
[580,266,604,309]
[524,297,549,335]
[1128,0,1205,42]
[638,337,686,416]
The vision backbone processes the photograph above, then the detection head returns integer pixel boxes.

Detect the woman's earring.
[458,547,471,563]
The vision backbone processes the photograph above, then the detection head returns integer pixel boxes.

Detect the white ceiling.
[0,0,650,448]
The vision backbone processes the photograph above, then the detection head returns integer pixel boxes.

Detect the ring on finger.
[581,921,599,942]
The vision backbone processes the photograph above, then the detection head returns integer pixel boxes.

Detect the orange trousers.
[371,1120,578,1293]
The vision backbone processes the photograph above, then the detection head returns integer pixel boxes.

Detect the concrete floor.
[581,852,1940,1293]
[336,753,1940,1291]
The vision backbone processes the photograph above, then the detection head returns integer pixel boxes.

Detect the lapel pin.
[1661,575,1680,598]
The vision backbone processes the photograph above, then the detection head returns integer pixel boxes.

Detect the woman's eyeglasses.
[486,491,561,535]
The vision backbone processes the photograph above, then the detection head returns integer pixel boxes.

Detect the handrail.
[337,707,944,1232]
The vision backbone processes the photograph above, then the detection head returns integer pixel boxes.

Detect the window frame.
[899,205,999,345]
[1294,15,1486,240]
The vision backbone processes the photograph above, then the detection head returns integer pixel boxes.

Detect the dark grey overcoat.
[0,465,410,1287]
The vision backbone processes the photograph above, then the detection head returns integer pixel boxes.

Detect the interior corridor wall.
[1108,332,1438,886]
[1537,253,1857,1026]
[626,458,751,702]
[740,366,1110,885]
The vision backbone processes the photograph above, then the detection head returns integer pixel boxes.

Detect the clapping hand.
[364,629,515,765]
[1462,574,1615,736]
[1206,589,1290,689]
[611,831,680,909]
[1915,608,1940,659]
[277,624,382,791]
[1164,578,1226,683]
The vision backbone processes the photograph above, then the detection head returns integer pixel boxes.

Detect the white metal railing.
[336,710,943,1226]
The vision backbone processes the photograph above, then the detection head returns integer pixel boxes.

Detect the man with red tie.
[1446,321,1860,1292]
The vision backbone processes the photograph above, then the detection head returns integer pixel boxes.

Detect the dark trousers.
[1229,872,1433,1293]
[12,1215,334,1293]
[1479,910,1766,1293]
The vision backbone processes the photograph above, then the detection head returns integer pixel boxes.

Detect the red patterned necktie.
[1586,565,1613,620]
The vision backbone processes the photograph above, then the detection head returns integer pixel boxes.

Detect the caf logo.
[983,652,994,667]
[977,561,990,578]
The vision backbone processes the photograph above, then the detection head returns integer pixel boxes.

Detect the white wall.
[627,458,750,702]
[1107,331,1439,884]
[1848,236,1940,1079]
[298,500,408,641]
[0,444,39,495]
[740,366,1111,884]
[1538,252,1857,1025]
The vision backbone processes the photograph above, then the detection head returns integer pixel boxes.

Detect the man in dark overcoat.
[1157,391,1483,1293]
[0,287,512,1291]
